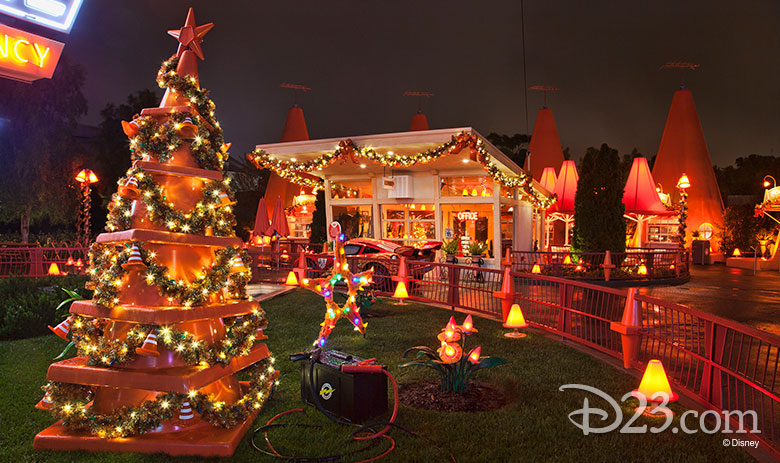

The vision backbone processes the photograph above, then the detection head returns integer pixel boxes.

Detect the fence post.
[446,264,460,309]
[610,288,641,369]
[493,252,515,322]
[674,251,681,277]
[700,321,726,408]
[601,250,615,282]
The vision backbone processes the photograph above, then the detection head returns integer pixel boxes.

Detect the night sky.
[55,0,780,167]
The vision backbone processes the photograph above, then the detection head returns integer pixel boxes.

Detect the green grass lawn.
[0,290,753,462]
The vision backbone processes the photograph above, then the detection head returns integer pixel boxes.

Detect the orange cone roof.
[538,166,557,193]
[652,88,724,246]
[551,160,578,214]
[527,108,566,180]
[281,105,310,142]
[409,110,429,131]
[623,157,673,216]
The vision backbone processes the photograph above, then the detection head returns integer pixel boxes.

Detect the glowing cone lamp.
[467,346,482,364]
[393,280,409,305]
[531,263,541,274]
[563,255,572,265]
[637,264,648,275]
[285,270,299,286]
[632,359,678,415]
[47,263,61,276]
[66,257,74,266]
[503,304,528,338]
[733,248,741,257]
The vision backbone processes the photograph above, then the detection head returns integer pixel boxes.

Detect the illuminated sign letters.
[0,24,64,82]
[456,211,479,221]
[0,0,83,33]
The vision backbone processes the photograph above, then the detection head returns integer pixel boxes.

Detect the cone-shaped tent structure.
[547,160,578,246]
[253,197,270,238]
[409,110,430,131]
[539,166,557,193]
[527,108,566,180]
[281,105,310,142]
[623,157,672,217]
[623,157,674,248]
[652,88,724,250]
[264,104,313,215]
[268,196,290,237]
[551,160,578,214]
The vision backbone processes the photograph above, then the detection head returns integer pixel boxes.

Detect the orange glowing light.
[563,255,572,265]
[632,359,678,403]
[676,173,690,190]
[764,181,771,188]
[66,257,74,266]
[468,346,481,364]
[637,264,648,275]
[285,271,299,286]
[47,263,60,275]
[732,248,741,257]
[393,280,408,299]
[461,314,477,333]
[75,258,83,267]
[504,304,529,339]
[471,188,478,196]
[462,188,469,196]
[531,263,541,274]
[437,341,462,363]
[75,169,98,184]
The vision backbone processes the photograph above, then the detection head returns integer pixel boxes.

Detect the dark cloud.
[62,0,779,167]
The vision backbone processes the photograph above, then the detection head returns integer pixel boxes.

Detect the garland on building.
[68,310,266,367]
[248,132,557,209]
[106,166,236,236]
[41,357,277,438]
[88,242,250,308]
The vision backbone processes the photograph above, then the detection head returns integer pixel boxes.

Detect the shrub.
[0,275,89,340]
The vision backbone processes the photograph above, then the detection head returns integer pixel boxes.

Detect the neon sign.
[0,0,84,33]
[456,211,479,221]
[0,24,64,82]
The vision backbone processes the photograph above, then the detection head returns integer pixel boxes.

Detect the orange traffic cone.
[121,243,146,270]
[135,329,159,356]
[177,115,197,138]
[121,118,142,137]
[217,192,234,207]
[231,255,249,273]
[285,270,299,286]
[35,392,54,410]
[119,176,140,199]
[178,400,195,422]
[220,142,231,154]
[48,316,73,340]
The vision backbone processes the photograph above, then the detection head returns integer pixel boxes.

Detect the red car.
[307,238,442,292]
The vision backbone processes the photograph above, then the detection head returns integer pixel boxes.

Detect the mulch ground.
[399,380,507,412]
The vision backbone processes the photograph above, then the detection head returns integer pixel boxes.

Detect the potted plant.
[468,241,487,258]
[441,239,459,263]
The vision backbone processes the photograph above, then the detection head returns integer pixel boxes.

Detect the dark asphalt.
[640,264,780,334]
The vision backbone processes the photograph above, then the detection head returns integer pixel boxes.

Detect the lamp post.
[676,173,690,250]
[75,169,98,248]
[763,175,777,189]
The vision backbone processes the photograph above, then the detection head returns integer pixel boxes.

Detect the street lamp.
[75,169,98,248]
[676,173,690,250]
[763,175,776,189]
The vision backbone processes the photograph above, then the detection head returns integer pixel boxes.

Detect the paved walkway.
[640,264,780,335]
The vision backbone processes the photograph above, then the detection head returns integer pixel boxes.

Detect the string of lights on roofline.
[247,132,557,210]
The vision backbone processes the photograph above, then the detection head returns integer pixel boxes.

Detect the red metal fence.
[0,245,89,277]
[511,248,689,281]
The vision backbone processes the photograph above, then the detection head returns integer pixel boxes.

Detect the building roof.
[527,108,566,181]
[623,157,673,216]
[280,105,310,142]
[254,127,538,183]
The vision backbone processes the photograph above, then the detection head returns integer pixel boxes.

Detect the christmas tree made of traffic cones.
[34,9,277,457]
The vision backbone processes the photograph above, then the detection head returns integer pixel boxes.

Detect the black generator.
[300,350,387,423]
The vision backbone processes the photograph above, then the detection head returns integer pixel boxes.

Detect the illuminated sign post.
[0,23,63,82]
[0,0,83,33]
[456,211,479,221]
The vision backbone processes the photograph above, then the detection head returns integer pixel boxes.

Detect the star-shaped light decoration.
[299,233,374,347]
[167,7,214,60]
